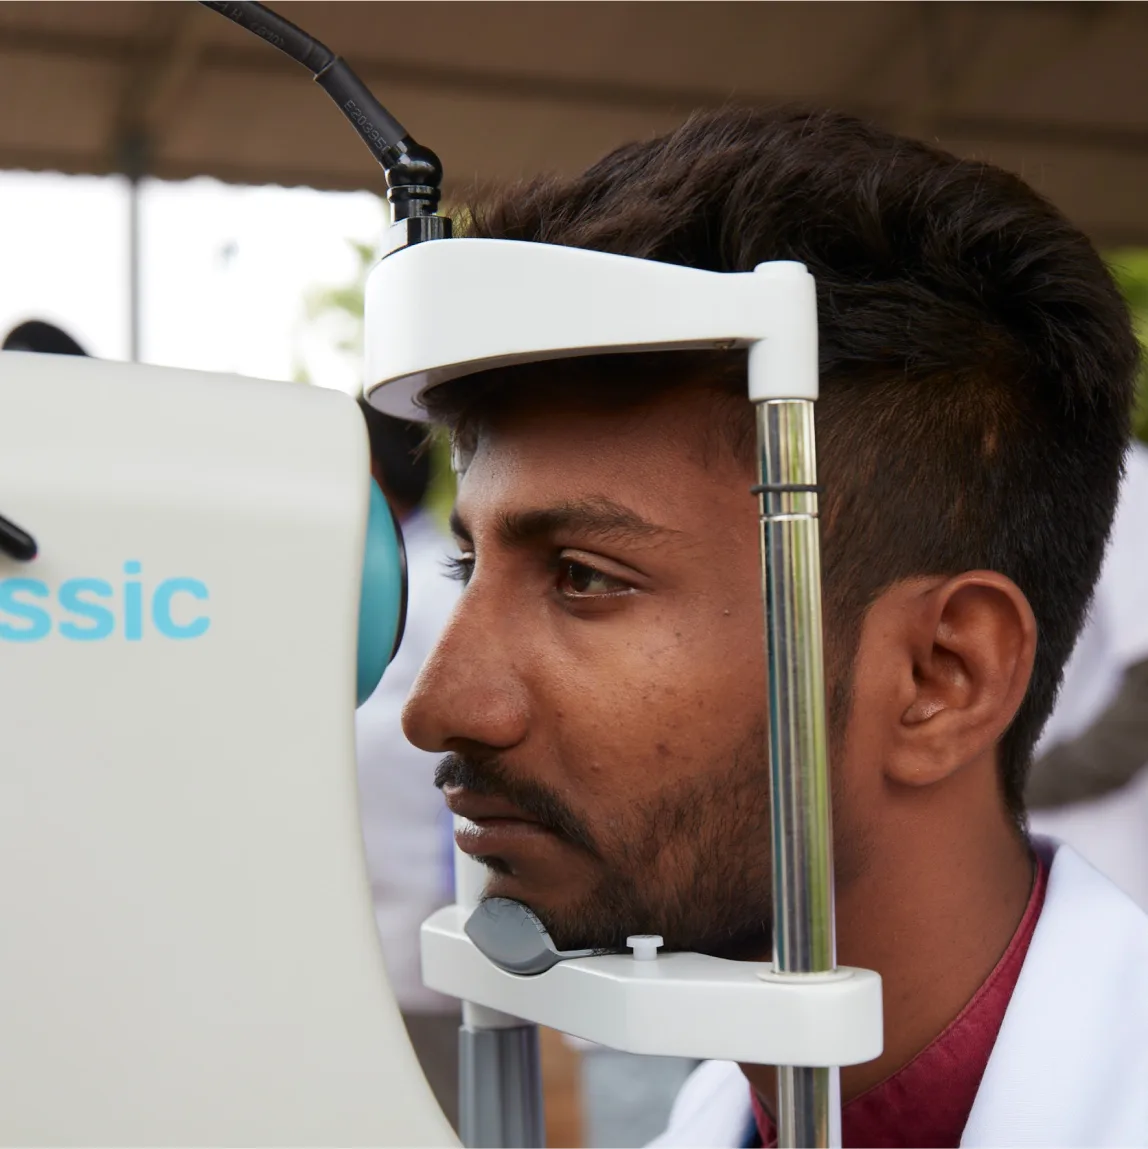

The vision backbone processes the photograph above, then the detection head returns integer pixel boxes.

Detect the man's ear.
[880,572,1037,788]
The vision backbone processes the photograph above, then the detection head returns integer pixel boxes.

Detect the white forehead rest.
[363,239,818,422]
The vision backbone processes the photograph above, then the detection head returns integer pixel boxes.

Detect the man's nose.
[402,597,530,754]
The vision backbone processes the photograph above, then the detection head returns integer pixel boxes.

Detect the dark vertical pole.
[129,174,141,363]
[120,132,148,364]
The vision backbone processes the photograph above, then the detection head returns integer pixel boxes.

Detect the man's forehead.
[460,385,744,473]
[450,392,755,539]
[458,397,690,495]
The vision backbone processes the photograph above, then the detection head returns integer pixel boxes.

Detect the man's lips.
[442,786,557,856]
[441,785,541,824]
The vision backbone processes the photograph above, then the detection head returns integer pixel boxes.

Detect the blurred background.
[3,3,1148,1145]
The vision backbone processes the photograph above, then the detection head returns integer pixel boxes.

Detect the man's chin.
[471,857,773,960]
[480,870,586,917]
[473,867,624,952]
[493,887,772,961]
[478,863,597,931]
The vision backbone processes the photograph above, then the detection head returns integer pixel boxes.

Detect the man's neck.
[741,762,1034,1114]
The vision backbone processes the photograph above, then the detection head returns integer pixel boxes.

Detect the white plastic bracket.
[364,240,819,419]
[422,906,882,1066]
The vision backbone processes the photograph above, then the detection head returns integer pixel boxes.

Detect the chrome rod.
[777,1066,834,1148]
[756,399,838,1148]
[459,1022,545,1148]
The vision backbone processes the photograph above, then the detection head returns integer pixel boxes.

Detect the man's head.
[404,107,1138,957]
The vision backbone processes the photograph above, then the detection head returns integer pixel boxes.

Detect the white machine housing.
[0,353,457,1147]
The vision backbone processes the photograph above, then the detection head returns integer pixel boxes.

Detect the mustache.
[434,752,601,858]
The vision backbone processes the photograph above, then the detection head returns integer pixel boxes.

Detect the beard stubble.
[435,722,775,959]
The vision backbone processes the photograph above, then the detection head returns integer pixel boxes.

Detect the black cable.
[199,1,336,75]
[199,1,443,220]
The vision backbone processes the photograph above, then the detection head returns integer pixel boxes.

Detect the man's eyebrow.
[448,507,472,544]
[450,498,679,549]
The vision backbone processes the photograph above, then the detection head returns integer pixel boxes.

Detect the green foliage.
[1107,249,1148,443]
[304,239,374,357]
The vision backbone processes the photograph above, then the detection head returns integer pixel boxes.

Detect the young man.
[400,108,1148,1145]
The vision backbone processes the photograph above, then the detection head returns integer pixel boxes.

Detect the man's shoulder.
[1030,836,1148,972]
[963,838,1148,1145]
[650,844,1148,1149]
[647,1060,752,1149]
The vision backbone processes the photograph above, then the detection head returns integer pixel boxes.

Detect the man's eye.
[556,559,630,598]
[444,554,474,584]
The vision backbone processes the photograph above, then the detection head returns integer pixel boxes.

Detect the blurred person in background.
[3,319,87,357]
[570,1037,697,1149]
[1026,440,1148,910]
[355,398,461,1127]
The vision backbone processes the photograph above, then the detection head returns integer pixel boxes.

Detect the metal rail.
[755,399,838,1147]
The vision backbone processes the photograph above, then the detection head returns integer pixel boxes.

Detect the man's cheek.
[543,611,761,781]
[552,697,717,803]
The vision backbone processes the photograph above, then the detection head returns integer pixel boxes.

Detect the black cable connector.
[199,0,446,225]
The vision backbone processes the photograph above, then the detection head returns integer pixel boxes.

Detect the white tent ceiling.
[2,1,1148,243]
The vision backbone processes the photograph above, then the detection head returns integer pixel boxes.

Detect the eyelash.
[442,553,631,599]
[444,555,473,583]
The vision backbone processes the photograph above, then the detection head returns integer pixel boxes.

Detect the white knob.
[626,934,664,961]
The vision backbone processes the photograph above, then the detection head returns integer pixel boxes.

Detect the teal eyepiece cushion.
[356,478,407,706]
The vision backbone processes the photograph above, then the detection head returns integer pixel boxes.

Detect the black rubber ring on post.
[750,483,823,496]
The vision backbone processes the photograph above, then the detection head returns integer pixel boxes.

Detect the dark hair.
[358,397,432,513]
[3,320,87,357]
[425,106,1139,820]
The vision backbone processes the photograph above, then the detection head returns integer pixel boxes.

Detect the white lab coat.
[1029,444,1148,910]
[356,509,460,1012]
[650,839,1148,1148]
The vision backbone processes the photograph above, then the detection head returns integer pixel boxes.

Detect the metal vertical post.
[459,1017,544,1148]
[756,399,837,1148]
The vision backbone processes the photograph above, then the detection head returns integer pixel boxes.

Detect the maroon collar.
[752,855,1049,1148]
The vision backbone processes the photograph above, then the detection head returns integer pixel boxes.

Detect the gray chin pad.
[465,897,596,976]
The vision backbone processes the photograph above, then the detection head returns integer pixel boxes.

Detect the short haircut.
[424,106,1140,820]
[358,397,432,512]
